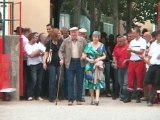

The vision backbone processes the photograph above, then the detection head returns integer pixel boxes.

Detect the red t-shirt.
[113,44,129,68]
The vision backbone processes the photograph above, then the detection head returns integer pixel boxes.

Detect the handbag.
[46,41,52,64]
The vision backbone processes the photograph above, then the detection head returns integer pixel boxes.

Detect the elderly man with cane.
[59,27,87,105]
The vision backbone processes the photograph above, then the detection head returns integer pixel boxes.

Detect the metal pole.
[2,0,6,53]
[11,2,14,34]
[158,0,160,30]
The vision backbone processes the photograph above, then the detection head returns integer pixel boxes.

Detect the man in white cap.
[59,27,87,105]
[79,28,87,39]
[78,28,87,102]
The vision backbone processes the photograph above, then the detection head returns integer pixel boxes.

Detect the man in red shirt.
[112,36,130,101]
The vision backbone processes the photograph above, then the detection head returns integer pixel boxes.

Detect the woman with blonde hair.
[43,28,63,102]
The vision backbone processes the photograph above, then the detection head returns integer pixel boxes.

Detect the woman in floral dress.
[83,31,106,106]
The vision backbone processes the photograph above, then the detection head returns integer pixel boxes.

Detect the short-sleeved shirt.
[45,39,63,67]
[148,40,160,65]
[37,42,46,63]
[113,44,129,68]
[25,43,41,66]
[129,37,146,61]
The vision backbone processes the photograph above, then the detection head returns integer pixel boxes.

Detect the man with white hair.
[59,27,87,105]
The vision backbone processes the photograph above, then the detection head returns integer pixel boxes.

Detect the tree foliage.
[60,0,158,31]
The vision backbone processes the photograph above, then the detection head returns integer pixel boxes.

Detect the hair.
[46,23,54,28]
[133,27,141,34]
[28,32,38,41]
[142,28,148,35]
[50,28,60,40]
[151,31,158,37]
[92,31,101,37]
[23,28,32,34]
[38,33,45,42]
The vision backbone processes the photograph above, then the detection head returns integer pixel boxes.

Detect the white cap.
[69,27,78,31]
[79,28,87,33]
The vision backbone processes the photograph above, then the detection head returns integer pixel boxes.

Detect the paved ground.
[0,97,160,120]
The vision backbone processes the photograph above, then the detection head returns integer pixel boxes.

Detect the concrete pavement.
[0,97,160,120]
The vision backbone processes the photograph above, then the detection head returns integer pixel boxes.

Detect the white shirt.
[37,42,46,63]
[25,43,41,66]
[148,40,160,65]
[129,37,146,61]
[21,35,29,50]
[71,41,79,58]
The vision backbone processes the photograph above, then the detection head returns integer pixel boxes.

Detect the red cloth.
[113,44,129,68]
[127,61,146,90]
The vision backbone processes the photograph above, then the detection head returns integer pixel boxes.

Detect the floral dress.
[84,42,106,90]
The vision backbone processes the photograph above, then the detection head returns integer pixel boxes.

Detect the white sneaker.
[28,97,33,101]
[37,97,43,101]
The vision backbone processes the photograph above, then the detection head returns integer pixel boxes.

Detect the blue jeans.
[104,62,111,93]
[48,65,60,100]
[118,68,128,99]
[67,58,83,101]
[28,63,43,97]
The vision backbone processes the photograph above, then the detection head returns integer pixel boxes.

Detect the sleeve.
[148,43,153,57]
[45,41,50,52]
[58,40,66,60]
[84,43,89,54]
[25,44,32,55]
[140,39,147,50]
[102,44,106,54]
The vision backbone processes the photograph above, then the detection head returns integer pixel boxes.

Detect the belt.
[130,60,142,62]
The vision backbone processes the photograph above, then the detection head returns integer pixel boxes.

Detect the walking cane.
[55,66,62,105]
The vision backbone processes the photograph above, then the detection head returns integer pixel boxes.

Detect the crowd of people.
[15,24,160,107]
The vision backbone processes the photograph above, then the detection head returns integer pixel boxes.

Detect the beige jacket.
[59,36,87,69]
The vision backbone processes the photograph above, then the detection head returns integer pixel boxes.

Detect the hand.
[81,53,86,60]
[122,59,129,67]
[157,54,160,60]
[94,58,100,63]
[139,55,144,60]
[112,62,117,69]
[43,63,47,70]
[88,59,95,64]
[127,48,132,53]
[60,60,64,66]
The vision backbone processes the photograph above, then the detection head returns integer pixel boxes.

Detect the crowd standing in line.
[16,24,160,107]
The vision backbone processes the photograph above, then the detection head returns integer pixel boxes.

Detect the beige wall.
[10,0,50,33]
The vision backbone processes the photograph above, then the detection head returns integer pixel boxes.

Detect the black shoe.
[68,101,73,106]
[123,98,131,103]
[95,101,99,106]
[120,97,125,101]
[49,99,55,102]
[147,102,153,106]
[112,96,117,100]
[81,98,85,102]
[90,101,95,105]
[136,98,141,103]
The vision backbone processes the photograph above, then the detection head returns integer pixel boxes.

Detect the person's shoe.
[147,102,153,106]
[68,101,73,106]
[141,97,148,101]
[49,99,55,103]
[81,98,85,102]
[95,101,99,106]
[120,97,124,101]
[37,97,43,101]
[106,93,112,97]
[90,101,95,105]
[28,97,33,101]
[77,101,82,105]
[112,96,117,100]
[136,98,141,103]
[123,98,131,103]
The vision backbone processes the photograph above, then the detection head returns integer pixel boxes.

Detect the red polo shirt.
[113,44,129,68]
